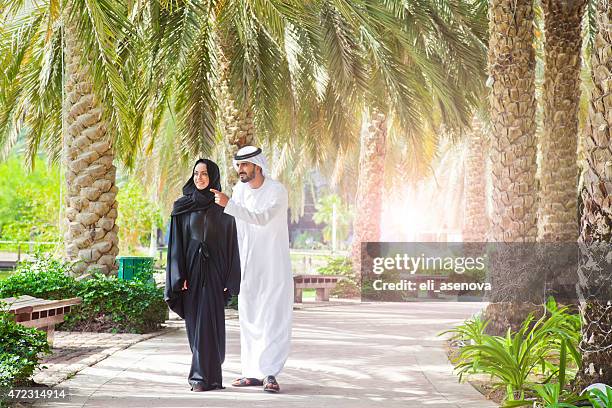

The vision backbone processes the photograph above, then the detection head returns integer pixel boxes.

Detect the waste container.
[116,256,154,281]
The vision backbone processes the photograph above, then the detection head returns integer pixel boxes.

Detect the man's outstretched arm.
[211,188,287,226]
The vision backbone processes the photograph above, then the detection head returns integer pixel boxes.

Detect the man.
[211,146,293,393]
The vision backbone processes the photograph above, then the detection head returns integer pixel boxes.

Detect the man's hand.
[182,280,188,290]
[210,189,229,207]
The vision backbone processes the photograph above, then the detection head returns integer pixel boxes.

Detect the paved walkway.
[35,302,496,408]
[33,329,178,386]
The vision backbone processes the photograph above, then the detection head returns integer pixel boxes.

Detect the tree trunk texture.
[484,0,539,335]
[62,22,119,276]
[463,116,489,242]
[538,0,586,242]
[350,110,387,283]
[218,54,255,191]
[575,0,612,388]
[488,0,538,243]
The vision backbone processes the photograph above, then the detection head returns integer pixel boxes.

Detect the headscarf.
[171,159,221,216]
[232,145,268,176]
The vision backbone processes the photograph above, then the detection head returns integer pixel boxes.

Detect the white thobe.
[224,177,293,378]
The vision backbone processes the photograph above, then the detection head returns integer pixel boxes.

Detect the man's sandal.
[263,375,280,393]
[232,377,263,387]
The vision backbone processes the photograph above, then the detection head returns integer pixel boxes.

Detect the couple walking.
[164,146,293,393]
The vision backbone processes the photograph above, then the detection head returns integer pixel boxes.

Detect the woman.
[164,159,241,392]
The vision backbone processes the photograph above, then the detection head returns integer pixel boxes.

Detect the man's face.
[237,162,257,183]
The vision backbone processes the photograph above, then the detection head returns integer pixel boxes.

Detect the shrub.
[0,302,50,389]
[0,255,167,334]
[447,298,581,404]
[317,256,360,298]
[0,254,79,300]
[61,273,167,334]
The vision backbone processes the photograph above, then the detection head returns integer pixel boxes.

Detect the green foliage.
[317,256,352,276]
[63,273,167,334]
[0,255,167,334]
[440,314,489,346]
[0,254,79,299]
[502,382,586,408]
[447,298,581,404]
[0,302,51,389]
[317,256,360,298]
[312,194,352,248]
[586,384,612,408]
[116,178,162,254]
[0,155,60,248]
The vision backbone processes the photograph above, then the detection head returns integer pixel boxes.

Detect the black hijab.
[171,159,221,216]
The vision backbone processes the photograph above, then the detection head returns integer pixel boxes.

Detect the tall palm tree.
[350,109,387,277]
[0,0,135,275]
[538,0,587,242]
[463,115,489,242]
[487,0,538,244]
[575,0,612,387]
[483,0,539,335]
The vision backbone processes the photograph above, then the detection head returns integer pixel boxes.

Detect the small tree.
[312,194,352,250]
[116,179,162,254]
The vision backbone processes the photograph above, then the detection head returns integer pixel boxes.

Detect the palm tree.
[487,0,538,244]
[463,115,489,242]
[0,0,135,275]
[482,0,539,335]
[538,0,587,242]
[574,0,612,387]
[346,0,488,277]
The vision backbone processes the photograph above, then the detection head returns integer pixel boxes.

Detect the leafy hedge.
[0,302,50,389]
[317,256,360,298]
[0,255,167,334]
[62,272,167,333]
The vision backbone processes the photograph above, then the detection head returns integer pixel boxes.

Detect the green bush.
[0,302,50,389]
[0,255,167,334]
[317,256,360,298]
[0,254,79,300]
[445,298,581,404]
[62,273,168,334]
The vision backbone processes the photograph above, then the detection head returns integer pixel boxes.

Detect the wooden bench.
[293,275,341,302]
[1,295,82,346]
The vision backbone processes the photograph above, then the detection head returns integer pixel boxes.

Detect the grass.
[0,270,13,281]
[302,289,316,300]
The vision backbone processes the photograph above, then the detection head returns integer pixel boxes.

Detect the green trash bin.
[116,256,154,281]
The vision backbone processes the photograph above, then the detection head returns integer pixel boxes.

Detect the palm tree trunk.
[484,0,538,335]
[350,109,387,282]
[62,22,119,276]
[575,0,612,387]
[218,53,255,191]
[463,116,489,242]
[488,0,538,243]
[538,0,586,242]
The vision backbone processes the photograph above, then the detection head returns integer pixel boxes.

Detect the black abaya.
[164,169,241,390]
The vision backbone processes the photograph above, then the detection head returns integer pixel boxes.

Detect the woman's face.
[193,162,209,190]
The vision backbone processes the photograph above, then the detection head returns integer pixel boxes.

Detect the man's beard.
[239,172,254,183]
